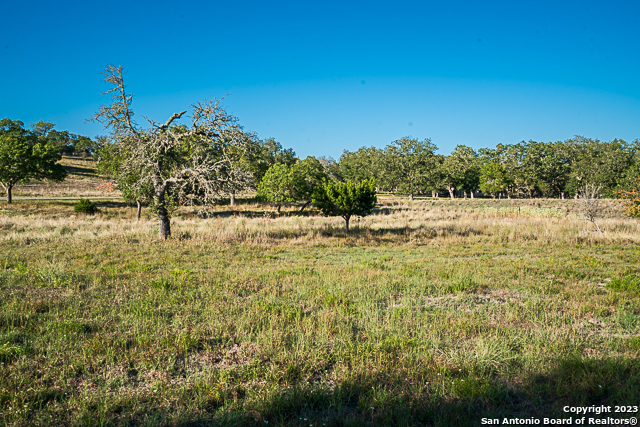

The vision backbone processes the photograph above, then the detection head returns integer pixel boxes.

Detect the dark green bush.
[74,198,97,215]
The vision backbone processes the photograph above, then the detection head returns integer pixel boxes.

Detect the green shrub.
[311,178,377,231]
[74,198,97,215]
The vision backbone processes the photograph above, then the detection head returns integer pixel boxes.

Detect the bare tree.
[90,65,253,239]
[576,183,604,232]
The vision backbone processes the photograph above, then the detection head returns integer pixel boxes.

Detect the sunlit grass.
[1,198,639,426]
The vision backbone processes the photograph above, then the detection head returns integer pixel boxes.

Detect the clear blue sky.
[1,0,639,159]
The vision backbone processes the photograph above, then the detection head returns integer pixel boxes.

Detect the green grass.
[0,199,639,426]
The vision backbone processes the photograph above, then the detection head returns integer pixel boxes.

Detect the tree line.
[338,136,640,200]
[1,64,639,239]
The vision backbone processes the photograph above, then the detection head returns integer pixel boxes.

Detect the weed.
[608,274,640,292]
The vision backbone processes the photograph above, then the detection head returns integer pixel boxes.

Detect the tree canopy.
[0,118,67,203]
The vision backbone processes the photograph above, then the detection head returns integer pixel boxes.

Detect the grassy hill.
[4,156,121,199]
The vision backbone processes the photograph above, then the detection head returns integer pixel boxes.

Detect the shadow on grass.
[62,164,100,178]
[93,200,131,209]
[75,357,639,426]
[222,357,639,426]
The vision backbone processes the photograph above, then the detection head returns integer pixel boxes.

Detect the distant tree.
[74,136,98,160]
[440,145,480,199]
[382,137,439,199]
[339,147,384,185]
[317,156,342,182]
[33,124,95,159]
[256,163,297,213]
[257,156,328,213]
[90,65,254,239]
[217,130,262,206]
[294,157,329,211]
[97,140,152,220]
[565,137,634,197]
[251,137,297,183]
[522,140,572,198]
[0,118,67,203]
[479,162,510,198]
[312,179,377,231]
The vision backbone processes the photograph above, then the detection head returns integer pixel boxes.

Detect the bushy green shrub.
[74,198,97,215]
[312,179,377,231]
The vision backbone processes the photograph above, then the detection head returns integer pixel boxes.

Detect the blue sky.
[1,0,639,159]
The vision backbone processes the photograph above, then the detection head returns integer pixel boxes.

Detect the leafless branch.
[577,183,603,232]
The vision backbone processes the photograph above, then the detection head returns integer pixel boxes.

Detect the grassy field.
[2,156,120,199]
[1,195,640,426]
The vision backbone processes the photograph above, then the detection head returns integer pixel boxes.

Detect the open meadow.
[3,157,120,200]
[1,194,640,426]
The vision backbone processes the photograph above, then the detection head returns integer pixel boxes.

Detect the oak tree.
[90,65,253,239]
[0,119,67,203]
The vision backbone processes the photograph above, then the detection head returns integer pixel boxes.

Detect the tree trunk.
[6,183,13,204]
[463,190,467,199]
[229,191,235,206]
[448,186,455,199]
[345,215,350,232]
[158,206,171,239]
[300,200,311,212]
[277,204,281,214]
[155,188,171,239]
[136,200,142,220]
[593,220,602,233]
[561,192,565,200]
[470,191,475,199]
[409,193,413,201]
[431,190,436,198]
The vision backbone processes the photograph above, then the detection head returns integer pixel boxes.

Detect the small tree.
[576,183,604,232]
[257,157,327,213]
[293,157,328,211]
[96,137,153,220]
[312,179,377,231]
[0,118,67,203]
[256,163,297,213]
